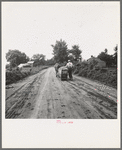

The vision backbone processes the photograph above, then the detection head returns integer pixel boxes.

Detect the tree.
[69,45,82,61]
[46,58,55,65]
[51,39,68,63]
[31,54,45,61]
[31,54,46,66]
[97,51,114,67]
[6,50,29,68]
[104,48,108,54]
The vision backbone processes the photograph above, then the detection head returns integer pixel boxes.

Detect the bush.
[73,61,117,88]
[6,65,48,85]
[6,70,30,85]
[100,68,108,73]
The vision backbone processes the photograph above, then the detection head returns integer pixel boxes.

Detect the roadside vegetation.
[73,46,117,88]
[6,69,30,85]
[74,61,117,88]
[6,39,117,88]
[6,50,51,85]
[6,66,49,85]
[51,39,117,89]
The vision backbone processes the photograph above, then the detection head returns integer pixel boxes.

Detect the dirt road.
[6,67,117,119]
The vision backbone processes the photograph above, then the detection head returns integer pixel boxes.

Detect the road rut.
[5,67,117,119]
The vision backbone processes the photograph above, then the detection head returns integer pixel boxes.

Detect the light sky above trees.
[2,2,120,61]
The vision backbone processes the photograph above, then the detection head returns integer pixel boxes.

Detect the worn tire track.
[5,67,117,119]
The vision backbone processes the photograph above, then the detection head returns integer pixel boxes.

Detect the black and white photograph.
[2,1,120,148]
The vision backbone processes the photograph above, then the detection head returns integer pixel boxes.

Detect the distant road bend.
[6,67,117,119]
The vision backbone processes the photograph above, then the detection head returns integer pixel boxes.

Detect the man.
[66,60,73,80]
[54,63,60,77]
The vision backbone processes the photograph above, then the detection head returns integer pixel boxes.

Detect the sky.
[2,2,120,61]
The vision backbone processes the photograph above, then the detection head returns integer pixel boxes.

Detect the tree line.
[6,50,46,69]
[6,39,82,69]
[6,39,117,70]
[51,39,82,63]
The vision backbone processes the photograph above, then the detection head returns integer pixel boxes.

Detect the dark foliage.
[6,49,29,68]
[6,70,30,85]
[73,61,117,88]
[31,54,46,66]
[97,46,118,67]
[97,52,114,67]
[51,39,68,63]
[69,45,82,60]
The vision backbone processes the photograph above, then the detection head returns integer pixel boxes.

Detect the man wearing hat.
[66,60,73,80]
